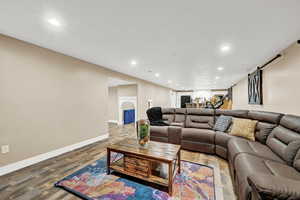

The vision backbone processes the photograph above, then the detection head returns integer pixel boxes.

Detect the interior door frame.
[118,96,137,125]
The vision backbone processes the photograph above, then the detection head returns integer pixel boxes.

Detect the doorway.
[107,77,138,125]
[181,95,191,108]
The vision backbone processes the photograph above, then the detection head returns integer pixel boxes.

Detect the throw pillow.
[229,118,258,141]
[214,115,232,132]
[284,141,300,166]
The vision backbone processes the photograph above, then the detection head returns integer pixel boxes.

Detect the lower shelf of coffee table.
[110,159,178,187]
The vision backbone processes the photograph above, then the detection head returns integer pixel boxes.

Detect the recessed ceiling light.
[48,18,61,27]
[220,44,231,53]
[217,67,224,71]
[215,76,220,80]
[130,60,137,66]
[155,73,160,77]
[167,80,172,84]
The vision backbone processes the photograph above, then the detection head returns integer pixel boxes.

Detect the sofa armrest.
[247,173,300,200]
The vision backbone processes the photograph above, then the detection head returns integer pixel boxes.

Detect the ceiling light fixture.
[217,67,224,71]
[47,18,61,27]
[155,73,160,77]
[220,44,231,53]
[215,76,220,80]
[130,60,137,66]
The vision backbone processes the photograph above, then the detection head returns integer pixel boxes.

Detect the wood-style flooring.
[0,123,236,200]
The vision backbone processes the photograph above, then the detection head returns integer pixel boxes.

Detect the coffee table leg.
[168,162,173,196]
[107,148,111,175]
[178,150,181,174]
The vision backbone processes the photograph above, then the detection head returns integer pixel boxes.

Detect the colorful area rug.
[55,154,216,200]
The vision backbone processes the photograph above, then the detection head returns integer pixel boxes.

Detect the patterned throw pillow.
[229,118,258,141]
[214,115,232,132]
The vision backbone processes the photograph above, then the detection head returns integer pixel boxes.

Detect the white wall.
[0,34,172,167]
[233,42,300,115]
[108,84,138,124]
[0,34,109,166]
[108,87,118,121]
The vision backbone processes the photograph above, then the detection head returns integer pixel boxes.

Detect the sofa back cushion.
[215,109,249,118]
[294,149,300,172]
[162,108,175,123]
[267,115,300,165]
[248,111,282,144]
[294,160,300,172]
[185,108,214,129]
[284,141,300,165]
[248,110,283,124]
[255,122,277,144]
[174,108,186,123]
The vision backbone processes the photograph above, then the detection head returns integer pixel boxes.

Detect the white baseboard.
[108,120,119,124]
[0,134,109,176]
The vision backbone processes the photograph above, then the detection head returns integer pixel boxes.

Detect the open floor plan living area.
[1,1,300,200]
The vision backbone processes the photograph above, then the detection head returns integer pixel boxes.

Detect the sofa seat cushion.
[235,154,300,182]
[182,128,216,144]
[150,126,168,137]
[265,160,300,180]
[234,154,300,200]
[228,138,285,164]
[215,131,234,148]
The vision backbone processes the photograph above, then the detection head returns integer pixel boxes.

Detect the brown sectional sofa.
[150,108,300,200]
[182,109,215,153]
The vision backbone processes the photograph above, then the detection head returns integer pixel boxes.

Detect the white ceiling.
[108,77,135,87]
[1,0,300,90]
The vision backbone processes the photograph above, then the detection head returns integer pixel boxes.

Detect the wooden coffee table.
[107,138,181,195]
